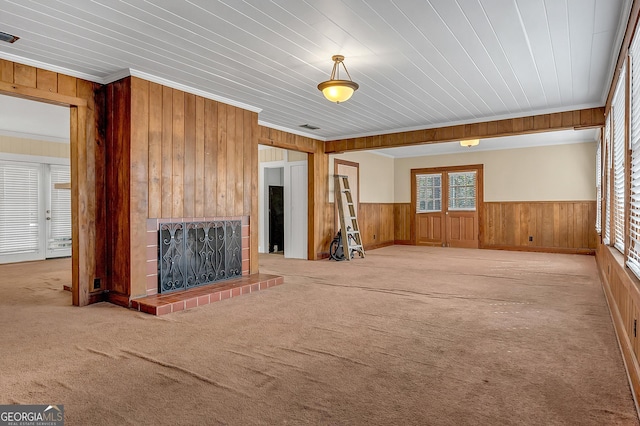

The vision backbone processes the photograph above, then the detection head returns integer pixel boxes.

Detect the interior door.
[284,161,308,259]
[413,166,481,248]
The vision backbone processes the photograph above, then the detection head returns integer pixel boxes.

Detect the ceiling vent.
[299,124,320,130]
[0,31,19,43]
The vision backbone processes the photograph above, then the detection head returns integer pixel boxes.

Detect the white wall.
[394,142,596,202]
[329,151,395,203]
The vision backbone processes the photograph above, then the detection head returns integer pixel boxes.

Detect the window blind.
[596,140,602,234]
[0,161,41,256]
[628,34,640,277]
[612,61,626,253]
[48,165,71,252]
[604,113,612,245]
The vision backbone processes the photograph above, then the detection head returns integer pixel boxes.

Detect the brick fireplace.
[132,216,283,315]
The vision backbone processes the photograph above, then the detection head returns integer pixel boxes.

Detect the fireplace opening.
[158,220,242,293]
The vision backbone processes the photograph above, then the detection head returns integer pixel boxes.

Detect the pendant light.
[317,55,359,103]
[460,139,480,148]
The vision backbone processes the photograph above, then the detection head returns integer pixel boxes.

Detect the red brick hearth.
[131,273,284,315]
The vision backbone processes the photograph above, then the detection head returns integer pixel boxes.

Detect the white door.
[46,164,72,258]
[0,161,71,264]
[284,161,308,259]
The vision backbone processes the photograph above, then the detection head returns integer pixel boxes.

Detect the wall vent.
[0,32,19,43]
[299,124,320,130]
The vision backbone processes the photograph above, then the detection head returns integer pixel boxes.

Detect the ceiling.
[0,0,630,141]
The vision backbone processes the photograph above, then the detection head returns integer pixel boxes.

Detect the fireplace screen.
[158,220,242,293]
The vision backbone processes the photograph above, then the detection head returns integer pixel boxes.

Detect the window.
[416,173,441,213]
[612,61,626,253]
[596,140,602,234]
[628,34,640,277]
[448,171,476,211]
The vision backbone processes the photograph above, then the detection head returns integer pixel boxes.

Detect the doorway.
[268,185,284,252]
[0,94,72,265]
[333,159,359,234]
[258,146,308,259]
[411,164,483,248]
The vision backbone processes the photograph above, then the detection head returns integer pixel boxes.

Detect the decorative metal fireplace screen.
[158,220,242,293]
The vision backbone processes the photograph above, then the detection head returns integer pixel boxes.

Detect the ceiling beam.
[324,107,604,154]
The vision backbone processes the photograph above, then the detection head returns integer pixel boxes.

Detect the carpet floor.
[0,245,637,425]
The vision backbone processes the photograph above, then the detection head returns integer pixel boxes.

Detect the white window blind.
[416,173,442,213]
[596,140,602,234]
[612,62,626,253]
[628,34,640,277]
[0,161,41,256]
[448,171,476,211]
[604,113,612,245]
[48,165,71,252]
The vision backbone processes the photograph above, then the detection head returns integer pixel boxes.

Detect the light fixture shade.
[460,139,480,147]
[318,55,359,103]
[318,80,359,103]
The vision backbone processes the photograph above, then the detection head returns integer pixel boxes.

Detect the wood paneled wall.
[324,107,604,153]
[393,203,412,243]
[597,244,640,406]
[0,59,106,306]
[107,77,258,300]
[483,201,597,253]
[390,201,596,252]
[358,203,395,249]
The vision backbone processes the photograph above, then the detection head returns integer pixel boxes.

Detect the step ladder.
[334,174,365,260]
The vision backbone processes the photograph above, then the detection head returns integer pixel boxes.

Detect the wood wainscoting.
[358,203,395,250]
[393,203,412,244]
[597,244,640,409]
[391,201,596,253]
[482,201,597,254]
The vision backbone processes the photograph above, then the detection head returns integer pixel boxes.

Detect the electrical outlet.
[93,278,101,290]
[528,236,533,242]
[373,234,376,240]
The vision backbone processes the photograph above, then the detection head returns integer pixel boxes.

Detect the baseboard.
[88,291,106,305]
[393,240,413,245]
[482,245,595,255]
[363,241,394,251]
[105,291,131,308]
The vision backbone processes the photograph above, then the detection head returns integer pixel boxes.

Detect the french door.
[412,165,483,248]
[0,160,71,264]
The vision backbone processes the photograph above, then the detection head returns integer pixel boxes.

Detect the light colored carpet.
[0,246,637,425]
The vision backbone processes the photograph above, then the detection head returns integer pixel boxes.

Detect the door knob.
[46,217,51,220]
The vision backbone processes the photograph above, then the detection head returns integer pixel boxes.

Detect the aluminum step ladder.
[334,174,365,260]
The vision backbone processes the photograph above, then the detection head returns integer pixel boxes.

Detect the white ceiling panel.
[0,0,630,140]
